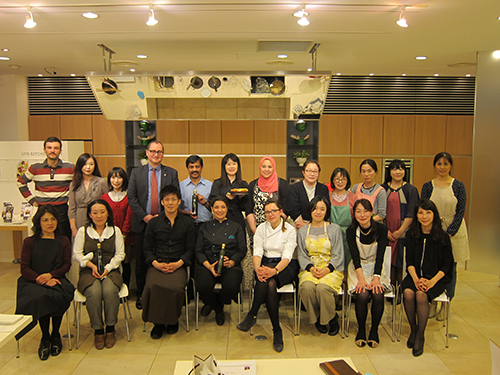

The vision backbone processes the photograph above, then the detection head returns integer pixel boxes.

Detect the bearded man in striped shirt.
[17,136,74,239]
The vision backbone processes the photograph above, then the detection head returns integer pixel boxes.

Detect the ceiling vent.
[447,62,477,68]
[266,60,295,65]
[257,40,314,53]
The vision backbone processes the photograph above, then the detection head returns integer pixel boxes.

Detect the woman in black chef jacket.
[195,197,246,326]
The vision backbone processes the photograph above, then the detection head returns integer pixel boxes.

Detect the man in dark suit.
[288,160,330,229]
[128,140,179,309]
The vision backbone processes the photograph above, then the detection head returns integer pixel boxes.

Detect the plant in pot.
[293,150,310,167]
[138,149,148,166]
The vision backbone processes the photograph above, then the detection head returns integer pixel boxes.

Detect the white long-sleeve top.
[73,225,125,273]
[253,219,297,260]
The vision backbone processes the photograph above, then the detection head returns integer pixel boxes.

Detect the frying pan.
[208,76,221,92]
[187,76,203,90]
[157,76,174,89]
[269,79,286,96]
[102,77,119,95]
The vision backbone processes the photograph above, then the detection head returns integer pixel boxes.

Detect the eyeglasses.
[304,169,319,174]
[148,150,164,155]
[333,177,347,183]
[264,209,280,215]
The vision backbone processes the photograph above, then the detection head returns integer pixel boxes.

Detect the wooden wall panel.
[414,116,447,155]
[221,120,254,154]
[157,120,189,155]
[28,115,60,141]
[164,157,187,178]
[412,157,434,193]
[60,115,92,140]
[319,115,351,155]
[199,157,222,182]
[317,156,351,185]
[254,120,286,155]
[350,157,383,186]
[446,115,474,155]
[95,156,126,177]
[84,141,93,155]
[351,115,383,155]
[92,116,125,155]
[383,115,415,155]
[189,121,221,154]
[240,157,256,182]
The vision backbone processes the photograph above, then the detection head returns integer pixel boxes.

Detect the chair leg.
[237,290,241,324]
[76,302,81,350]
[143,322,146,332]
[66,309,72,351]
[346,293,352,337]
[391,290,396,342]
[293,289,298,336]
[297,295,301,335]
[340,292,345,339]
[126,299,133,319]
[122,297,131,342]
[185,287,190,332]
[195,291,199,331]
[397,288,404,342]
[16,340,20,358]
[445,301,450,348]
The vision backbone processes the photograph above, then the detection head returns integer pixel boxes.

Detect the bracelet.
[275,267,280,275]
[373,274,381,278]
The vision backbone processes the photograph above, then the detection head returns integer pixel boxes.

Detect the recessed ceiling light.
[402,73,407,76]
[369,73,374,76]
[0,56,10,61]
[466,74,471,77]
[10,65,20,70]
[38,74,43,76]
[434,73,439,76]
[307,68,312,72]
[277,54,288,59]
[82,12,98,19]
[70,73,76,76]
[137,55,148,59]
[336,73,341,75]
[2,48,9,52]
[416,56,427,60]
[130,68,136,72]
[493,50,500,59]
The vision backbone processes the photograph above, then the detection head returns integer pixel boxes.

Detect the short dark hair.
[349,199,378,241]
[433,152,453,167]
[87,199,114,228]
[43,136,62,148]
[308,195,331,221]
[31,204,60,239]
[330,167,351,190]
[186,155,203,168]
[359,159,378,173]
[160,184,181,200]
[147,141,164,151]
[107,167,128,191]
[384,159,406,184]
[410,199,445,242]
[263,198,287,232]
[302,160,321,173]
[211,196,229,209]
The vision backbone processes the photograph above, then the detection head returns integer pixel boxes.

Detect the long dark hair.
[31,205,60,239]
[72,153,102,191]
[309,195,331,221]
[107,167,128,192]
[410,199,445,242]
[86,199,114,228]
[349,199,378,241]
[220,153,243,187]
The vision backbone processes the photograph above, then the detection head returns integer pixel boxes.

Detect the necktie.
[151,168,159,215]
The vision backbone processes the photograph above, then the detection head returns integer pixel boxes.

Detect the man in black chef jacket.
[140,184,196,339]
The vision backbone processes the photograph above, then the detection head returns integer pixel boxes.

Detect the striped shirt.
[17,158,74,205]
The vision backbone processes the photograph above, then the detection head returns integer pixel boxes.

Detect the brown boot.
[94,334,105,350]
[105,331,116,348]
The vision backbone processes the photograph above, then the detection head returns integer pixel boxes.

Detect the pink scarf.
[257,156,279,193]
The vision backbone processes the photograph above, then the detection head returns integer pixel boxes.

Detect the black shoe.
[38,339,50,361]
[328,315,340,336]
[412,335,424,357]
[150,324,164,340]
[201,304,212,317]
[166,322,179,334]
[314,321,328,334]
[355,332,366,347]
[236,314,257,332]
[273,329,283,353]
[136,298,143,310]
[407,330,416,349]
[367,330,380,348]
[50,335,62,356]
[215,311,225,326]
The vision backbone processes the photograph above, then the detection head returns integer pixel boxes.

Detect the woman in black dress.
[15,205,74,361]
[195,197,246,326]
[402,199,454,357]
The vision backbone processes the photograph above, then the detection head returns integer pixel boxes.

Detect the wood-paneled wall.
[318,114,474,223]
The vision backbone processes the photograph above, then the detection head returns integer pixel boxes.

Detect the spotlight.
[297,16,310,26]
[396,5,408,28]
[293,4,308,18]
[24,7,37,29]
[146,5,158,26]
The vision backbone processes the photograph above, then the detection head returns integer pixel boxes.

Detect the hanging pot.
[208,76,221,92]
[157,76,174,89]
[269,79,286,96]
[187,76,203,90]
[102,77,119,95]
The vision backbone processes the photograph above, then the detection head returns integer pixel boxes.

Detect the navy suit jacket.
[288,181,330,221]
[128,163,179,233]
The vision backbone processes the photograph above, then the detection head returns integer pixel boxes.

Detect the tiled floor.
[0,261,497,375]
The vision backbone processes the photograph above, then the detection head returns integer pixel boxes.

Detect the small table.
[0,222,28,260]
[174,357,357,375]
[0,315,33,350]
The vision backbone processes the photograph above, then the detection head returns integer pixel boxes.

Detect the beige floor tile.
[367,353,453,375]
[437,350,492,375]
[72,353,155,375]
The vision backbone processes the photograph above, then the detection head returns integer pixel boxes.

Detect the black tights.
[38,314,63,341]
[355,289,384,339]
[250,277,281,332]
[403,288,429,350]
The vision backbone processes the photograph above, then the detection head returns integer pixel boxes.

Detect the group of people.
[15,136,469,359]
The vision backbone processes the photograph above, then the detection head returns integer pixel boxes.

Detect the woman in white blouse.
[236,199,297,352]
[73,199,125,350]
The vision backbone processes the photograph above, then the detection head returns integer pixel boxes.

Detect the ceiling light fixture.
[297,16,310,26]
[2,48,9,52]
[396,5,408,28]
[466,74,471,77]
[277,54,288,59]
[416,56,427,60]
[24,6,37,29]
[0,57,10,61]
[434,73,439,76]
[493,50,500,59]
[130,68,136,72]
[82,12,98,19]
[146,4,158,26]
[137,54,148,59]
[293,4,310,26]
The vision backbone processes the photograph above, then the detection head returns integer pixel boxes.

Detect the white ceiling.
[0,0,498,77]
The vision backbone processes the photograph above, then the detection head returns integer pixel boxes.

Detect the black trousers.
[195,266,243,312]
[134,229,148,298]
[54,204,71,241]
